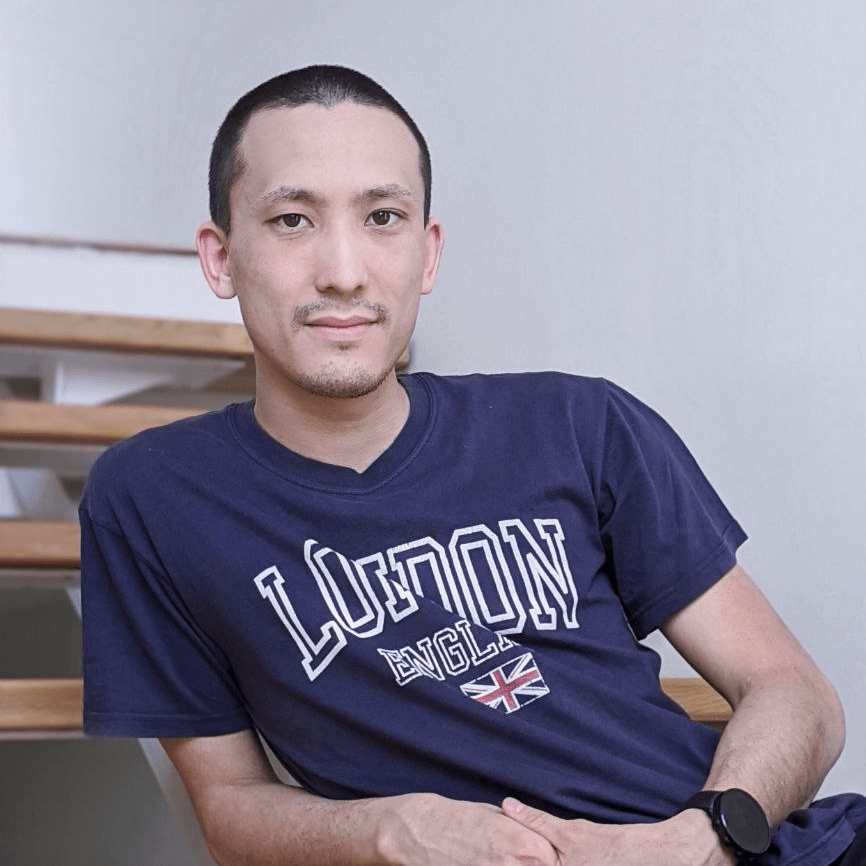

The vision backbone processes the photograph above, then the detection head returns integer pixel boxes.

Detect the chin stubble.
[291,299,394,398]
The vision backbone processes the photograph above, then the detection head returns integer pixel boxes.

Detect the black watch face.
[717,789,771,855]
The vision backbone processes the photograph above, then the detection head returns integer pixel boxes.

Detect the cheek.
[389,291,424,336]
[375,242,428,291]
[230,253,305,310]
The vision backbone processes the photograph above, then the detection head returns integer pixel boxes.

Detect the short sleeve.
[80,501,252,738]
[596,381,747,638]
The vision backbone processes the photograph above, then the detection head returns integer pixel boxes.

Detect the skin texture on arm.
[160,729,558,866]
[662,564,845,820]
[502,564,846,865]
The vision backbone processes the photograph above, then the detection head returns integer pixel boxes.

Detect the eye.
[274,213,311,230]
[366,209,399,227]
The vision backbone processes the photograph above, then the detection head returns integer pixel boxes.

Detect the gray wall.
[2,1,864,861]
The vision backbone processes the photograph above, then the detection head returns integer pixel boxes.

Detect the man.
[80,65,865,865]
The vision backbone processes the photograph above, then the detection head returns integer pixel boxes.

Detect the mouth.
[295,300,389,344]
[304,315,378,342]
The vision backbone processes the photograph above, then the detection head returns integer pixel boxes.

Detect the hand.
[376,792,560,866]
[501,798,737,866]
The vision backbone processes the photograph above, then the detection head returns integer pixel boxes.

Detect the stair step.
[0,399,204,445]
[0,521,80,570]
[0,306,253,359]
[660,676,731,724]
[0,679,83,735]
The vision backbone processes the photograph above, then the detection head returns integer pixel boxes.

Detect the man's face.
[201,102,442,401]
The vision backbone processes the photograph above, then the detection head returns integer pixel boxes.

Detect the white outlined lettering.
[255,518,579,679]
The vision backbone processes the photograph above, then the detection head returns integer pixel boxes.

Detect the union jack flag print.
[460,652,549,714]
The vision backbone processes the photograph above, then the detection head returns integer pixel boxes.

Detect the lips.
[305,315,377,342]
[306,315,376,328]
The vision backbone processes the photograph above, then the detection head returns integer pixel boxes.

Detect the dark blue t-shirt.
[79,372,863,864]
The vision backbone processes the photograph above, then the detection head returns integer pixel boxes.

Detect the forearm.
[196,780,394,866]
[502,679,845,866]
[702,664,845,826]
[163,731,556,866]
[192,779,557,866]
[662,566,846,826]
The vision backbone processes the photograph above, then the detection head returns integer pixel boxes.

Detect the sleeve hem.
[630,521,748,639]
[83,710,252,739]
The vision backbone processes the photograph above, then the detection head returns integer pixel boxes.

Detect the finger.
[501,797,567,847]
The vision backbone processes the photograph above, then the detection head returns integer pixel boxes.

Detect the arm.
[161,729,558,866]
[503,564,845,865]
[661,563,845,821]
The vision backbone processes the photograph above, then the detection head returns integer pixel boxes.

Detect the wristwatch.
[680,788,771,861]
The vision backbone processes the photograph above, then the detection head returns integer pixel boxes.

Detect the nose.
[314,225,367,296]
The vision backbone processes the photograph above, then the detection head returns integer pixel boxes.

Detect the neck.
[252,369,410,473]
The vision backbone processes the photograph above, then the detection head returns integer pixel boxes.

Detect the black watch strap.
[683,789,723,813]
[681,788,771,861]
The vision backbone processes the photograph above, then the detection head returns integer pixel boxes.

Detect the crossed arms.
[162,565,845,866]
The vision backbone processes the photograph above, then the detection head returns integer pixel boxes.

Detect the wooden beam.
[0,307,253,360]
[0,521,80,569]
[0,679,83,732]
[0,399,204,445]
[661,676,732,724]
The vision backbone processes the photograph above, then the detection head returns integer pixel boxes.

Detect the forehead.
[233,103,423,203]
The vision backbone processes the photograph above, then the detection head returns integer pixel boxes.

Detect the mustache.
[293,298,389,325]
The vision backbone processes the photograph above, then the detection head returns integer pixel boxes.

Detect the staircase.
[0,299,254,864]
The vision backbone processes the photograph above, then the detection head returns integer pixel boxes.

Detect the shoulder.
[406,370,614,408]
[406,371,644,435]
[91,402,241,470]
[81,402,246,522]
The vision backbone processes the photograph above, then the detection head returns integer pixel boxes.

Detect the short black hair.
[208,65,432,234]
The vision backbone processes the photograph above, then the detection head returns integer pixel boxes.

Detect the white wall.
[2,0,863,852]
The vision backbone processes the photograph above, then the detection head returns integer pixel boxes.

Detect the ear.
[196,221,236,299]
[421,217,445,296]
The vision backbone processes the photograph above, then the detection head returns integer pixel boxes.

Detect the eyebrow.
[354,184,415,205]
[254,183,416,209]
[255,186,319,207]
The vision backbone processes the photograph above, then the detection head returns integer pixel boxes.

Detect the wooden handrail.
[0,520,80,569]
[0,677,730,734]
[0,307,253,359]
[0,400,204,445]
